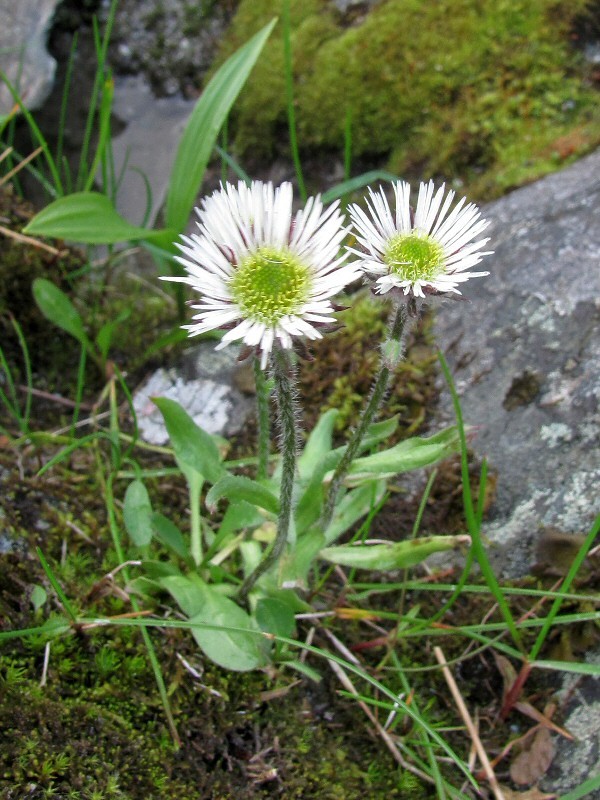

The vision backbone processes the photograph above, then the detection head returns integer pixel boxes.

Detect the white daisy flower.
[162,181,360,368]
[348,180,492,299]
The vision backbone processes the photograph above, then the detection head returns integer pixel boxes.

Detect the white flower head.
[162,181,360,368]
[348,180,493,299]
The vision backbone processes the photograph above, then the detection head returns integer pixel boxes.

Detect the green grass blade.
[438,351,524,653]
[558,773,600,800]
[529,512,600,662]
[165,18,277,233]
[36,548,78,623]
[282,0,305,201]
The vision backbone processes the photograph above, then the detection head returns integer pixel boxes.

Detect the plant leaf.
[153,397,224,484]
[345,426,460,483]
[320,534,471,570]
[160,577,267,671]
[206,475,279,516]
[123,479,153,547]
[32,278,94,353]
[24,192,174,244]
[165,18,277,233]
[323,481,387,546]
[297,408,339,481]
[151,513,191,562]
[255,596,296,638]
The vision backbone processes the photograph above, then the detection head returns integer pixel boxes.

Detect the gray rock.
[133,342,255,445]
[109,73,196,227]
[541,652,600,798]
[0,0,61,116]
[434,149,600,577]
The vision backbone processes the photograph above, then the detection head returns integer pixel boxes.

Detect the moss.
[298,291,438,439]
[216,0,599,197]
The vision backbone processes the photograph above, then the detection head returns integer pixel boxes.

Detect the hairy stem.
[320,302,408,531]
[239,348,298,601]
[253,356,271,481]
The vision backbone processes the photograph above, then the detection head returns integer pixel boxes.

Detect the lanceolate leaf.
[123,479,153,547]
[320,534,471,571]
[24,192,174,245]
[165,18,277,233]
[160,575,266,671]
[153,397,224,484]
[206,475,279,516]
[32,279,94,354]
[345,426,460,482]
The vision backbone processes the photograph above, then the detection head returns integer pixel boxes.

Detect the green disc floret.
[231,246,311,324]
[384,232,445,282]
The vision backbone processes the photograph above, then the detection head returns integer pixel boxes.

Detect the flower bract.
[348,181,492,298]
[162,181,360,367]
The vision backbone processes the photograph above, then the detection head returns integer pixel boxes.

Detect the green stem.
[253,356,271,481]
[239,348,298,601]
[282,0,306,201]
[188,471,204,567]
[320,303,407,530]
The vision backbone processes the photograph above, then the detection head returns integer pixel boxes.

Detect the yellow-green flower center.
[230,246,311,324]
[384,232,445,282]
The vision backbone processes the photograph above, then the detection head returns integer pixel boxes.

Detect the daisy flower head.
[163,181,360,368]
[348,181,492,300]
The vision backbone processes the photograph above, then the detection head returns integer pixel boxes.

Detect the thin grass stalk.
[321,302,407,530]
[76,0,117,189]
[70,346,87,436]
[344,106,352,182]
[83,75,114,193]
[56,32,79,192]
[12,316,32,432]
[0,73,62,194]
[438,350,525,655]
[253,356,271,481]
[529,512,600,662]
[282,0,306,201]
[239,347,297,601]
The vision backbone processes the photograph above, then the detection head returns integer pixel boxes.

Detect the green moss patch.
[217,0,599,198]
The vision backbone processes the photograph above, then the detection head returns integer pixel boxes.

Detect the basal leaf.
[24,192,174,244]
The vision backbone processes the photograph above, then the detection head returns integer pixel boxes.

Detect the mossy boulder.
[217,0,599,197]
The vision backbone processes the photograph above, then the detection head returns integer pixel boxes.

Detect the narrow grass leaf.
[165,18,277,232]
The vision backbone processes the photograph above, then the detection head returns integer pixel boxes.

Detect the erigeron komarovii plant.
[130,179,493,672]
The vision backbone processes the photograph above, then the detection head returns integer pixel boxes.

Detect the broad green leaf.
[345,426,460,483]
[153,397,224,484]
[204,501,264,563]
[160,575,206,617]
[151,513,190,562]
[323,480,387,546]
[24,192,175,244]
[297,409,339,481]
[123,479,153,547]
[30,585,47,611]
[32,279,94,353]
[255,597,295,638]
[206,475,279,516]
[139,560,182,579]
[320,534,471,571]
[183,581,267,671]
[165,18,277,233]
